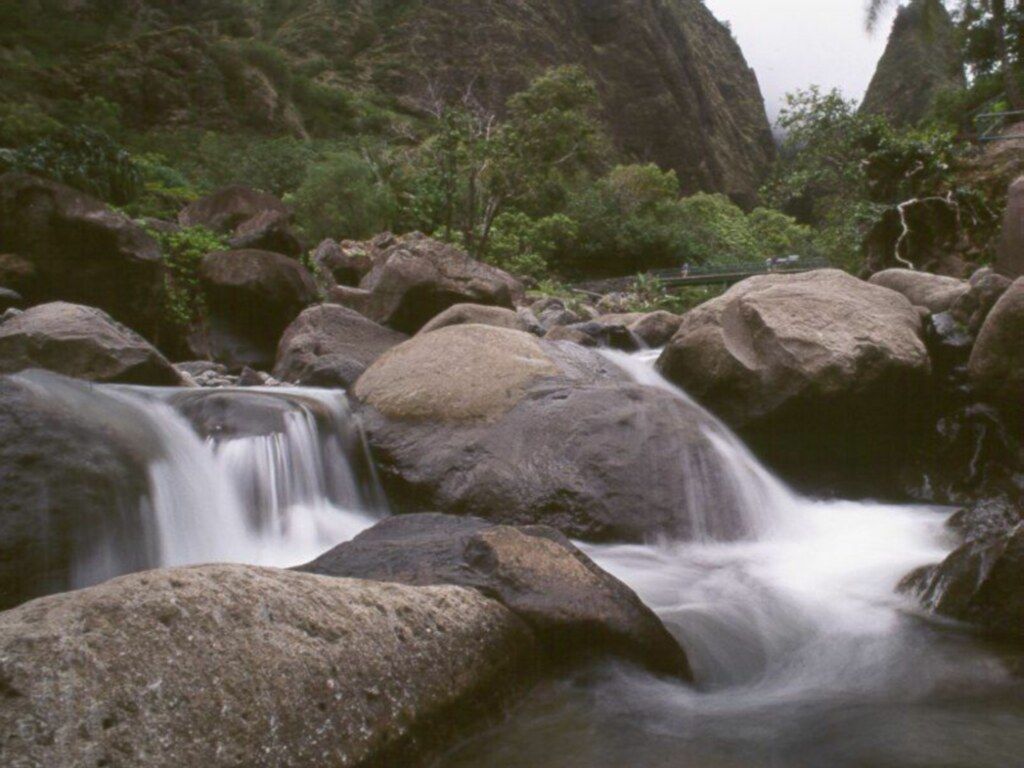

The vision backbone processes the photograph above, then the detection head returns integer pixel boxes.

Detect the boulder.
[868,268,969,313]
[950,267,1013,334]
[628,311,684,347]
[0,371,158,609]
[355,233,523,333]
[995,176,1023,279]
[274,304,407,388]
[301,513,691,678]
[228,208,302,257]
[969,278,1024,411]
[191,249,317,370]
[657,270,931,478]
[0,565,537,767]
[0,173,165,335]
[0,302,180,385]
[355,325,752,541]
[178,184,288,233]
[544,321,640,351]
[419,303,532,335]
[903,524,1024,641]
[311,238,376,288]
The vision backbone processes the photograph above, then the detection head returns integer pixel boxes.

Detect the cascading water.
[11,371,384,591]
[443,350,1024,768]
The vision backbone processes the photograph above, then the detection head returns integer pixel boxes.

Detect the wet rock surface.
[301,513,691,678]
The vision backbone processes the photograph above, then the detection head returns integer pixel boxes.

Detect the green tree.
[290,150,397,242]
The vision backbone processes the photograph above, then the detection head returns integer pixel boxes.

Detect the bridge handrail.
[648,257,831,280]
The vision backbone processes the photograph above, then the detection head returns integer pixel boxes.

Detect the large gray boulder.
[300,513,691,678]
[274,304,407,388]
[868,268,969,314]
[350,233,523,333]
[0,173,166,335]
[969,277,1024,411]
[190,249,317,370]
[354,324,750,542]
[657,270,931,476]
[0,371,160,610]
[310,237,376,289]
[0,565,537,768]
[0,302,180,385]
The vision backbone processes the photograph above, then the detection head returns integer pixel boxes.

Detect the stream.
[15,350,1024,768]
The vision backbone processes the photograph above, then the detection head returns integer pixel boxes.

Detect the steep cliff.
[5,0,774,202]
[861,0,965,126]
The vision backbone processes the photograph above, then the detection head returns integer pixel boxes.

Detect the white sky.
[705,0,900,123]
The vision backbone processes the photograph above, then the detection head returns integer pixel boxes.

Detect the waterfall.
[445,349,1023,768]
[588,349,959,689]
[11,371,384,591]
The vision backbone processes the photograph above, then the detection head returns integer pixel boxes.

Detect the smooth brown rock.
[869,268,969,314]
[419,303,532,335]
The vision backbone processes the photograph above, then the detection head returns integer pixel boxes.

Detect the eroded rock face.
[0,302,180,385]
[191,249,317,370]
[969,278,1024,411]
[274,304,408,388]
[869,268,969,314]
[355,325,750,541]
[0,565,537,768]
[0,173,165,335]
[352,234,523,333]
[311,238,377,289]
[179,185,289,232]
[300,513,691,678]
[657,270,931,479]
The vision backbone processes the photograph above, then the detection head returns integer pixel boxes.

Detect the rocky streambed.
[0,176,1022,767]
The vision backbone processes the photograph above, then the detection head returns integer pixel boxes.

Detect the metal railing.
[975,109,1024,142]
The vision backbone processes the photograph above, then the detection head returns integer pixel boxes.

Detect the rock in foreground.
[301,513,691,678]
[0,301,180,385]
[355,324,750,542]
[0,565,536,768]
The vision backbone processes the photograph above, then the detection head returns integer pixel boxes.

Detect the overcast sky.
[704,0,900,123]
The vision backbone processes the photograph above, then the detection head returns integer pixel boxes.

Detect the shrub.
[0,101,61,147]
[289,150,397,241]
[148,226,227,329]
[7,126,141,204]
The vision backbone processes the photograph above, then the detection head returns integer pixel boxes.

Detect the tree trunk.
[993,0,1024,110]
